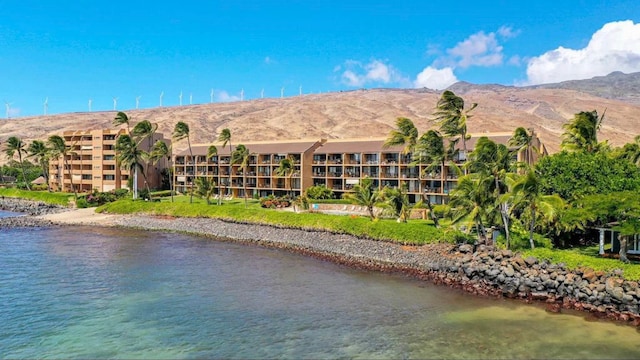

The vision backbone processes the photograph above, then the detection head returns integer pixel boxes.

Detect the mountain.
[1,73,639,161]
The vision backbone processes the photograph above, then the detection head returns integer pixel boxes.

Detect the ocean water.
[1,212,639,359]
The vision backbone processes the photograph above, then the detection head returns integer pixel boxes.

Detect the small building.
[596,226,640,256]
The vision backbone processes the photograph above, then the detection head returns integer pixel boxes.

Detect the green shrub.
[151,190,174,198]
[76,198,89,208]
[305,185,334,200]
[259,195,291,208]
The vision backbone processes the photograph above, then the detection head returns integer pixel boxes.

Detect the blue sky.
[1,0,639,117]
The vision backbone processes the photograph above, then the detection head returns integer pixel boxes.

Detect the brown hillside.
[1,87,639,160]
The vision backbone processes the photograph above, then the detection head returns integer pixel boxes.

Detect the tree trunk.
[529,207,536,249]
[65,158,77,200]
[133,167,138,199]
[501,202,511,249]
[422,193,439,228]
[168,158,174,203]
[18,153,31,191]
[243,171,247,208]
[368,205,375,220]
[619,235,630,263]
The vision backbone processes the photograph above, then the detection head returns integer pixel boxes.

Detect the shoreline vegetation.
[2,195,640,328]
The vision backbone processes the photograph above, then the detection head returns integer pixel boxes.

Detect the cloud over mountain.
[526,20,640,85]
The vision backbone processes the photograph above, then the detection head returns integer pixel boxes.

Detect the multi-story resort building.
[173,132,545,203]
[49,129,169,193]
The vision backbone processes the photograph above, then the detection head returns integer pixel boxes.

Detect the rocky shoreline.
[3,199,640,327]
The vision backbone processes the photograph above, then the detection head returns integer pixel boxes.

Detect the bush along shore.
[3,198,640,327]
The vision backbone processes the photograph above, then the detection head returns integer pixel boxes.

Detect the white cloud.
[526,20,640,85]
[338,59,409,87]
[413,66,458,90]
[447,31,504,68]
[216,91,240,102]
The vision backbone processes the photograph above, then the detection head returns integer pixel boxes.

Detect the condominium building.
[173,132,545,203]
[49,129,169,193]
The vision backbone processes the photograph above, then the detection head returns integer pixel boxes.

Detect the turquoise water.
[1,216,640,359]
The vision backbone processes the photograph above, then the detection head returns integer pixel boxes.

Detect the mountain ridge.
[1,72,639,161]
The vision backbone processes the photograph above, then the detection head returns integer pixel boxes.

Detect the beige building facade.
[49,129,169,193]
[173,132,545,203]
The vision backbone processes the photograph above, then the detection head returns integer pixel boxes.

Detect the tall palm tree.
[561,110,606,153]
[5,136,31,190]
[412,130,457,227]
[509,127,538,166]
[115,134,149,200]
[173,121,194,203]
[231,144,251,207]
[27,140,51,191]
[343,177,382,220]
[275,156,295,198]
[47,135,77,199]
[113,111,132,132]
[468,137,514,247]
[132,120,158,190]
[432,90,477,154]
[150,140,173,202]
[448,174,493,244]
[383,117,418,154]
[207,145,223,205]
[218,128,232,198]
[511,170,564,249]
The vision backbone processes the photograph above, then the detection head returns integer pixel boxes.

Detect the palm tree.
[433,90,477,154]
[468,137,514,247]
[509,127,538,167]
[113,111,132,132]
[561,110,606,153]
[231,144,251,207]
[383,117,418,154]
[617,135,640,167]
[47,135,77,199]
[5,136,31,190]
[511,170,564,249]
[343,177,382,220]
[132,120,158,191]
[150,140,173,202]
[218,128,232,198]
[207,145,223,205]
[381,185,411,223]
[173,121,194,203]
[412,130,457,227]
[194,176,216,205]
[27,140,51,191]
[115,134,149,200]
[448,174,493,244]
[275,156,295,198]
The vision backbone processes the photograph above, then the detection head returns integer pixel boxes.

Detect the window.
[103,175,115,181]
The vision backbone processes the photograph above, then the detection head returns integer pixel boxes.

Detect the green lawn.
[97,195,450,245]
[0,188,76,206]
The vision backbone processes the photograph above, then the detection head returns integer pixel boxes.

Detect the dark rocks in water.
[0,197,68,216]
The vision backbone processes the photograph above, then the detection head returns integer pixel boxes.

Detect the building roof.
[174,132,538,157]
[31,176,46,185]
[314,138,404,154]
[177,140,322,156]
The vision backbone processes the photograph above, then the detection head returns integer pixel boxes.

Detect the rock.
[458,244,473,253]
[504,265,515,277]
[525,256,537,266]
[583,270,598,283]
